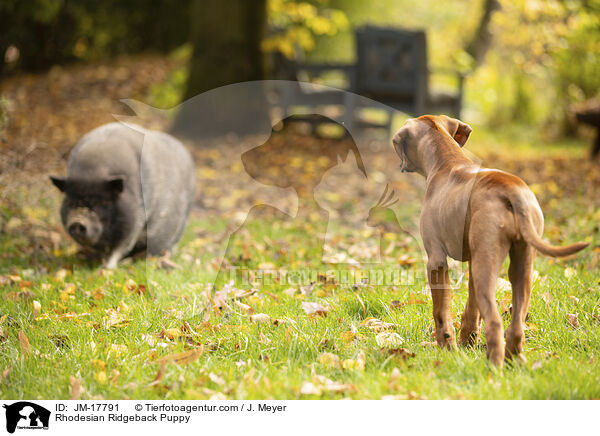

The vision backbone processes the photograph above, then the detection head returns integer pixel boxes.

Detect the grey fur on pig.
[50,122,196,268]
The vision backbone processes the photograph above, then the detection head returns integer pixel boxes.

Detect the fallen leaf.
[383,348,416,359]
[301,302,328,317]
[155,346,204,366]
[103,309,131,328]
[567,313,580,328]
[208,372,226,386]
[234,300,254,314]
[69,376,83,400]
[569,296,580,306]
[342,351,366,371]
[160,328,182,340]
[94,371,107,384]
[18,331,31,357]
[340,331,357,343]
[375,332,404,349]
[118,300,130,313]
[32,300,41,316]
[318,352,341,368]
[91,359,106,370]
[250,313,271,323]
[300,381,322,396]
[149,361,166,387]
[362,317,397,332]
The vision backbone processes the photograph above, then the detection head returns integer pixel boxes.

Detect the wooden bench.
[272,26,465,136]
[573,99,600,158]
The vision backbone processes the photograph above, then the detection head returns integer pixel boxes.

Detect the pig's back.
[67,123,144,181]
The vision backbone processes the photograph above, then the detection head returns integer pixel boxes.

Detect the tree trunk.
[465,0,501,69]
[172,0,270,139]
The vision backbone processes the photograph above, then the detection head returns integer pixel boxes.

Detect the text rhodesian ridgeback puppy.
[393,115,589,366]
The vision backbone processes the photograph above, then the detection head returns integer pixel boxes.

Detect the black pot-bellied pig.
[50,122,196,268]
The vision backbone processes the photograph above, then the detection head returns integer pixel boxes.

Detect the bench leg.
[592,129,600,158]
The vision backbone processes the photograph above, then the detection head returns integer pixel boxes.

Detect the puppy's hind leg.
[470,246,508,367]
[459,263,481,347]
[427,253,457,350]
[505,240,535,364]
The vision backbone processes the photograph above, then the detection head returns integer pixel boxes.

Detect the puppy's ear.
[50,176,67,192]
[392,130,411,172]
[441,116,472,147]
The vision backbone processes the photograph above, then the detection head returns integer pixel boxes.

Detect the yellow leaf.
[118,300,130,313]
[110,344,128,354]
[91,359,106,370]
[318,352,340,368]
[340,331,356,343]
[94,371,107,384]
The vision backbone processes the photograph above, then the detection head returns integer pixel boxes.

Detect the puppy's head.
[392,115,472,174]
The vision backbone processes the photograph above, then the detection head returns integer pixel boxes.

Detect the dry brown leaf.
[391,293,427,309]
[155,346,204,366]
[567,313,580,328]
[149,361,166,387]
[159,328,182,340]
[69,376,83,400]
[18,331,31,357]
[301,302,328,317]
[362,317,396,332]
[234,300,254,314]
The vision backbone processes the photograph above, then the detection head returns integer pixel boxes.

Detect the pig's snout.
[65,209,102,246]
[68,222,87,239]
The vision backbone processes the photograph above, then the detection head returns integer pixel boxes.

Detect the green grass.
[1,129,599,400]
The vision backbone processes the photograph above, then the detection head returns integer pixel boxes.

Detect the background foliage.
[1,0,600,134]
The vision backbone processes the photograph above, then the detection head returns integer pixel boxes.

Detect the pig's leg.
[104,213,145,269]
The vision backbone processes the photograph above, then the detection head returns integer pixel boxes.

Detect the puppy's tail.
[510,192,589,257]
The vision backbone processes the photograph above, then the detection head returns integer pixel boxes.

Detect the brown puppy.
[393,115,589,366]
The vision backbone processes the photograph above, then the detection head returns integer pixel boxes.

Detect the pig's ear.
[50,176,67,192]
[105,177,124,194]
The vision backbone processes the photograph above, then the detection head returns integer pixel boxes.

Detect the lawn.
[1,128,600,400]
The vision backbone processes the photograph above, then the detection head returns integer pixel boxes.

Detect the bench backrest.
[354,26,428,112]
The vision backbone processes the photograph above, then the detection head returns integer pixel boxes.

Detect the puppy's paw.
[505,352,527,366]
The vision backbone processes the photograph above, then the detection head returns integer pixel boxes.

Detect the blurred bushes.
[0,0,192,75]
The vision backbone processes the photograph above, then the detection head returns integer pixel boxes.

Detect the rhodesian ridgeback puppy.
[393,115,589,366]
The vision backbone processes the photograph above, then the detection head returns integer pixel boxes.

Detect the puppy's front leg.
[427,254,457,350]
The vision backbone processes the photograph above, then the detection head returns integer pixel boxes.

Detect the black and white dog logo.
[3,402,50,433]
